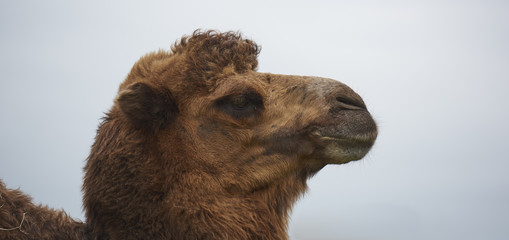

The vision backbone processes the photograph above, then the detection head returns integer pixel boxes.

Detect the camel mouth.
[304,107,378,164]
[309,129,377,164]
[313,133,377,143]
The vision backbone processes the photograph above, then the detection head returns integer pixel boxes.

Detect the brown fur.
[1,30,377,239]
[0,182,86,240]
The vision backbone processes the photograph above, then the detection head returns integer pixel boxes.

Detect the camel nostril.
[335,96,366,110]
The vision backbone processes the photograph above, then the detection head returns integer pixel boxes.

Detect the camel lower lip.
[312,132,376,145]
[310,132,376,164]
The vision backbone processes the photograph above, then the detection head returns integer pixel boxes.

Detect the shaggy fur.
[0,182,86,239]
[0,30,377,240]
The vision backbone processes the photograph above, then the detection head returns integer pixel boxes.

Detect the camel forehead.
[268,74,344,91]
[212,72,269,94]
[215,72,344,94]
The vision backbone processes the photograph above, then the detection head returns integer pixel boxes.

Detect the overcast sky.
[1,0,508,239]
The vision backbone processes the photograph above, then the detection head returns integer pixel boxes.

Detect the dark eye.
[216,91,264,119]
[231,95,249,109]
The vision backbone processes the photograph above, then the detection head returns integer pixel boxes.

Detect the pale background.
[1,0,508,239]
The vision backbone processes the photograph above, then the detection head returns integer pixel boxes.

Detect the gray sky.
[1,0,508,239]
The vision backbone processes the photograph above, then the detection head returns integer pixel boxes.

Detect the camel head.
[83,30,377,239]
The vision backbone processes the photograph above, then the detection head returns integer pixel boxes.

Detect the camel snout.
[323,80,367,111]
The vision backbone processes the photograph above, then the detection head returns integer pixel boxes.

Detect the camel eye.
[231,95,248,109]
[216,90,264,119]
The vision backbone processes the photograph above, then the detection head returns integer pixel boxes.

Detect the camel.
[0,30,377,240]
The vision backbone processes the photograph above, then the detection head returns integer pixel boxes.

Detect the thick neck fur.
[83,112,308,240]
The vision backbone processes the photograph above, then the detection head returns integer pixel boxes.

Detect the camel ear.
[117,82,178,131]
